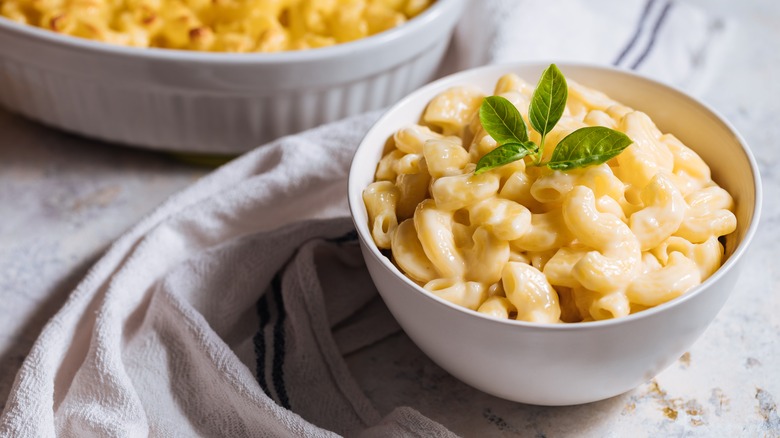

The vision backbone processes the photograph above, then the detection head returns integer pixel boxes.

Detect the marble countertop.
[1,2,778,436]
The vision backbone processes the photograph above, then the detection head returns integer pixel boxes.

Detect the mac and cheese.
[0,0,433,52]
[363,73,737,323]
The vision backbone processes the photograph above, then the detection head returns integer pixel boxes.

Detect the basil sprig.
[474,64,633,174]
[479,96,530,145]
[547,126,632,170]
[477,140,537,171]
[529,64,567,158]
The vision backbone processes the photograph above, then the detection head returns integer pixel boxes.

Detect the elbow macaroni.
[0,0,433,52]
[364,73,738,323]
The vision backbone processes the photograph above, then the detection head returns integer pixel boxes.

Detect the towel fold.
[0,0,732,436]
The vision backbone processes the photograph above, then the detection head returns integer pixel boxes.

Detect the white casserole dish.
[0,0,465,153]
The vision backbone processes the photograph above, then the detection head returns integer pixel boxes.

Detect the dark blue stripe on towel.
[613,0,656,66]
[271,273,291,410]
[631,1,674,70]
[327,229,359,245]
[253,294,271,397]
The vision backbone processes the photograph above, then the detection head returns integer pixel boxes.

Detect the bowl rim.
[348,60,764,332]
[0,0,455,63]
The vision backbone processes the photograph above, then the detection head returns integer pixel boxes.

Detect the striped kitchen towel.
[444,0,730,94]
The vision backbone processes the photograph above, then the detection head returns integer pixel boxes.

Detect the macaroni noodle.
[363,73,738,323]
[0,0,433,52]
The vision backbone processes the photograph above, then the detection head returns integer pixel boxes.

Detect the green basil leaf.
[547,126,633,170]
[475,142,536,175]
[479,96,529,144]
[529,64,568,140]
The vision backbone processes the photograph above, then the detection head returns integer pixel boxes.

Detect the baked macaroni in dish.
[363,73,737,323]
[0,0,433,51]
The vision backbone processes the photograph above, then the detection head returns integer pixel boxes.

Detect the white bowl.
[0,0,464,154]
[348,62,762,406]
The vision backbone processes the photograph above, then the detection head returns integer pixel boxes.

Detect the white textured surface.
[0,4,778,438]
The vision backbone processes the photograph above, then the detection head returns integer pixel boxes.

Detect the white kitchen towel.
[443,0,730,94]
[0,0,731,436]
